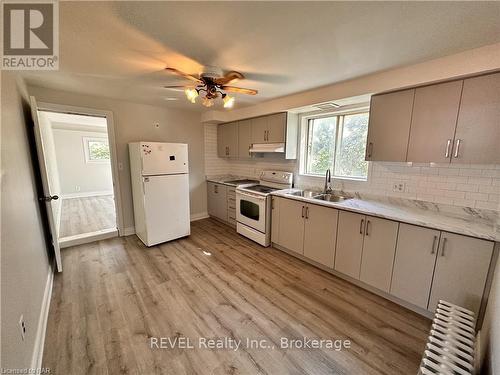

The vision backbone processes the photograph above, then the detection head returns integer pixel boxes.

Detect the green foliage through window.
[305,112,368,179]
[87,139,110,161]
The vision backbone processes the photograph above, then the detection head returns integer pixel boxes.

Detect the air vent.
[312,102,341,111]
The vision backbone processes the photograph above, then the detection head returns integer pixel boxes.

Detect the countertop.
[206,175,259,187]
[272,189,500,242]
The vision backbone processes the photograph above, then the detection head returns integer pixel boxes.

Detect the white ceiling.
[23,1,500,112]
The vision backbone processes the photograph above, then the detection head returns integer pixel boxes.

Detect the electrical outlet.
[19,315,26,341]
[75,186,81,192]
[392,182,406,192]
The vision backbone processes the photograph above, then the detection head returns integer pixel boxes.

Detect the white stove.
[236,171,293,246]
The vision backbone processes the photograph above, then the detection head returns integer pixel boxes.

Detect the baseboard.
[30,265,54,370]
[121,226,136,236]
[60,190,113,199]
[190,212,209,221]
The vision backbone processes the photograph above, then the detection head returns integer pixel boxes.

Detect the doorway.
[32,99,123,271]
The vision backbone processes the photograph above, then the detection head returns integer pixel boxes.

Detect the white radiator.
[418,300,476,375]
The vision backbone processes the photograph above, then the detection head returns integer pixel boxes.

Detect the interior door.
[30,96,63,272]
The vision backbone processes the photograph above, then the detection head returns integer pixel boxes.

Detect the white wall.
[1,73,53,369]
[52,127,113,196]
[28,86,207,232]
[38,112,62,235]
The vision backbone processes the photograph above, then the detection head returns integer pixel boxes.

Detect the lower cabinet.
[334,211,365,279]
[303,204,338,268]
[207,182,227,222]
[359,217,399,292]
[427,232,493,314]
[276,198,305,255]
[391,224,441,309]
[273,198,338,267]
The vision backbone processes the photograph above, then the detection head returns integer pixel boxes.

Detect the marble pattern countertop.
[272,189,500,242]
[206,175,259,187]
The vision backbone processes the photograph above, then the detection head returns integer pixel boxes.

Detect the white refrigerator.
[129,142,190,246]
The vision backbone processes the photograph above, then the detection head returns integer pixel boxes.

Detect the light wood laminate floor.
[59,195,116,238]
[43,218,430,375]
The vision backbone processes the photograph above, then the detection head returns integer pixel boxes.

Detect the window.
[304,112,369,180]
[83,137,110,163]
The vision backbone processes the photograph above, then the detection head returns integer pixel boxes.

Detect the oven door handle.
[237,191,268,200]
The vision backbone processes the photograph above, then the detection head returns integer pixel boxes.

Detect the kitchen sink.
[313,193,351,202]
[286,190,322,198]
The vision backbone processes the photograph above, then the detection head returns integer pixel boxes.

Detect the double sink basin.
[285,190,351,203]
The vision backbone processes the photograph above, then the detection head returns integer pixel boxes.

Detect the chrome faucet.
[324,169,333,194]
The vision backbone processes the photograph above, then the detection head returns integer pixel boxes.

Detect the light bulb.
[185,88,198,103]
[202,97,214,107]
[223,95,235,108]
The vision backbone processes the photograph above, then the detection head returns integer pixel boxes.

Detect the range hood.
[249,143,285,154]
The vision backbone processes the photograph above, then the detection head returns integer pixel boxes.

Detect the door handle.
[445,139,451,158]
[39,195,59,202]
[440,237,447,257]
[359,219,365,235]
[453,139,461,158]
[366,142,373,158]
[431,235,438,254]
[365,220,370,236]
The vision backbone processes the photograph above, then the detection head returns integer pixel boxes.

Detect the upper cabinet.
[217,112,298,160]
[366,89,415,162]
[407,81,463,163]
[367,72,500,164]
[452,73,500,164]
[217,122,238,158]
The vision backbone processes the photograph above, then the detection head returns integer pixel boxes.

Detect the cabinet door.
[266,113,286,143]
[453,73,500,164]
[271,196,280,244]
[359,217,399,292]
[251,116,268,144]
[407,80,463,163]
[215,184,228,221]
[303,204,338,268]
[277,198,305,255]
[390,224,440,308]
[225,122,238,158]
[366,89,414,161]
[217,125,226,157]
[207,182,218,217]
[238,120,253,158]
[428,232,494,314]
[335,211,365,279]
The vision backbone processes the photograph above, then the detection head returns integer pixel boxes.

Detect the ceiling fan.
[163,66,258,108]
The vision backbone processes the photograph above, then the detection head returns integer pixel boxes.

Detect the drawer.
[228,209,236,220]
[227,187,236,195]
[228,217,237,227]
[227,197,236,208]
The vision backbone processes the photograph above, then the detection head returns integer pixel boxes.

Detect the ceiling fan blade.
[214,71,244,85]
[163,85,190,88]
[165,67,202,83]
[221,86,258,95]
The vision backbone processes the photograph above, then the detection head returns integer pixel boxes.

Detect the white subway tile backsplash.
[204,124,499,211]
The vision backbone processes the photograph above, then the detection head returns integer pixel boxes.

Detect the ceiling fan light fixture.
[185,88,198,103]
[223,94,235,108]
[202,97,214,107]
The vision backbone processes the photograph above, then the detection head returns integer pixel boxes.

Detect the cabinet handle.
[453,139,461,158]
[440,237,447,257]
[445,139,451,158]
[271,197,274,209]
[366,142,373,158]
[431,235,438,254]
[301,206,305,218]
[365,220,370,236]
[305,206,309,219]
[359,219,365,235]
[214,185,218,193]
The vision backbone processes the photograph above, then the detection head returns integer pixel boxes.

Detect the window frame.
[300,107,370,181]
[83,136,111,164]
